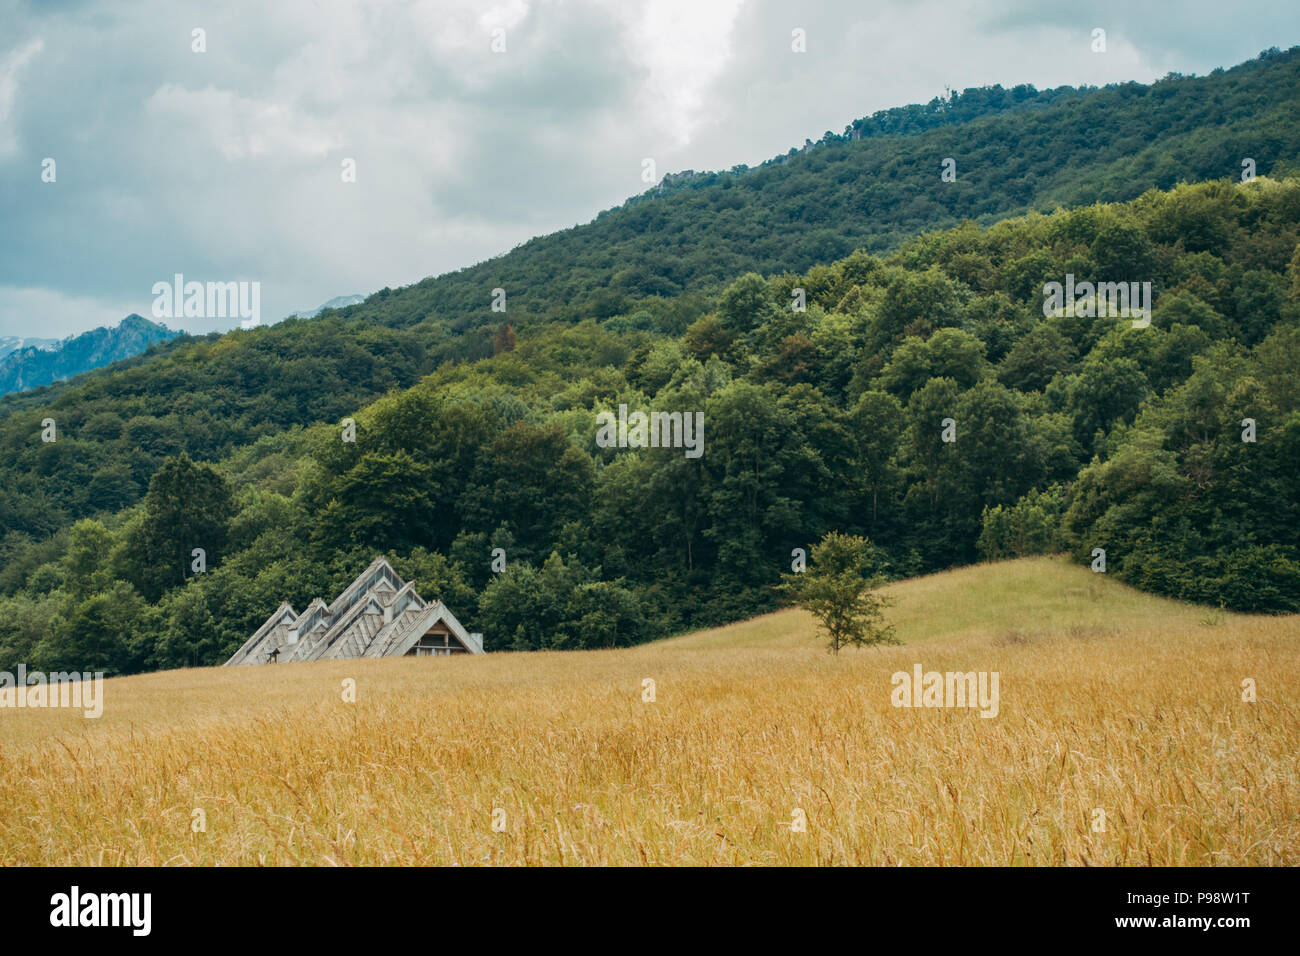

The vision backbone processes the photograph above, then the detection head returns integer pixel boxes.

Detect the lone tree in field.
[783,532,897,655]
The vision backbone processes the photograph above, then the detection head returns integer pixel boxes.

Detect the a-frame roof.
[223,602,296,666]
[329,556,402,618]
[367,600,482,658]
[223,558,483,664]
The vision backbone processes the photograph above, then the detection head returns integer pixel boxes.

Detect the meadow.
[1,556,1295,866]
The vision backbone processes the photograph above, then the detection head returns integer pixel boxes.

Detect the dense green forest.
[3,47,1299,549]
[2,170,1298,674]
[0,320,440,538]
[2,48,1299,674]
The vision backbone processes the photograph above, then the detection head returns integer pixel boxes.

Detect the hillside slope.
[3,172,1298,677]
[343,47,1300,332]
[663,555,1222,649]
[0,335,57,361]
[2,49,1298,549]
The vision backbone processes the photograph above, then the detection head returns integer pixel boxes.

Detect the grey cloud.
[1,0,1297,338]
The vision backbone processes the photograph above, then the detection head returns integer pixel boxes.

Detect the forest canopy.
[2,171,1298,675]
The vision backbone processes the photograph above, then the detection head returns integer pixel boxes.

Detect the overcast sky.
[2,0,1297,338]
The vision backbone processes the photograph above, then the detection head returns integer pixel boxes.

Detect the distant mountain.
[0,335,58,361]
[291,295,365,320]
[0,314,181,396]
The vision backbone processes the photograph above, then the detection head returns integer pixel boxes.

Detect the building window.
[410,632,457,656]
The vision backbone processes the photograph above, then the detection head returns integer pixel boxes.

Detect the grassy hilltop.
[2,557,1295,866]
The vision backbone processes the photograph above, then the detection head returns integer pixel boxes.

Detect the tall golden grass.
[1,556,1295,865]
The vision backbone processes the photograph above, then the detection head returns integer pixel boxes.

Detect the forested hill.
[2,48,1299,574]
[630,80,1090,203]
[2,173,1298,675]
[339,47,1300,333]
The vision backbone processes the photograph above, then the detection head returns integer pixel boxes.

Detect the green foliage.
[998,324,1076,392]
[43,582,150,676]
[718,273,778,334]
[781,532,897,654]
[1062,330,1300,611]
[978,486,1066,560]
[6,57,1300,669]
[0,317,435,539]
[476,553,648,651]
[337,48,1300,338]
[1068,356,1150,453]
[1090,221,1156,282]
[879,328,988,399]
[126,453,235,603]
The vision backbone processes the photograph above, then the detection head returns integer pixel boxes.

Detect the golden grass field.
[1,556,1296,866]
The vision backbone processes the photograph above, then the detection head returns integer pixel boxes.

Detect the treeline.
[1,175,1298,675]
[633,80,1089,196]
[341,46,1300,333]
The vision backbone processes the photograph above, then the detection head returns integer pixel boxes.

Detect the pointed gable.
[224,603,297,666]
[225,559,483,665]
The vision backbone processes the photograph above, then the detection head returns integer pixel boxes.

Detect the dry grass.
[1,556,1296,865]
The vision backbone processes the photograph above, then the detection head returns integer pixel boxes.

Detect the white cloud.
[616,0,746,148]
[145,84,344,162]
[0,37,43,157]
[0,0,1296,338]
[0,285,146,339]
